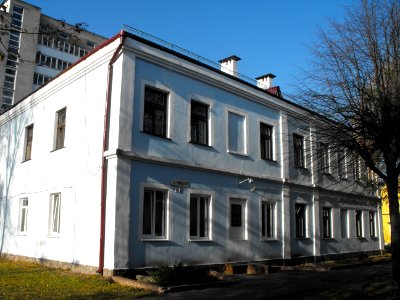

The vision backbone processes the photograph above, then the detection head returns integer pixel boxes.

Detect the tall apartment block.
[0,0,106,111]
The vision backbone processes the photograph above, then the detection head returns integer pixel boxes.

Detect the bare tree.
[295,0,400,283]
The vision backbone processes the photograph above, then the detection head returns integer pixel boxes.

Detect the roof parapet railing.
[123,25,269,90]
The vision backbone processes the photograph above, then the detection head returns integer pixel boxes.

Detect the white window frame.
[337,148,348,178]
[260,200,276,240]
[53,107,67,150]
[140,80,173,139]
[293,133,306,168]
[187,189,214,241]
[18,198,28,235]
[369,211,377,238]
[340,208,349,238]
[227,194,249,240]
[355,210,363,238]
[187,94,214,147]
[48,193,61,237]
[139,182,170,241]
[322,207,333,239]
[295,202,307,239]
[320,142,331,174]
[226,107,248,156]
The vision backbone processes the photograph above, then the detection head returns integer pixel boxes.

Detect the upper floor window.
[87,41,96,49]
[190,101,209,145]
[261,201,275,239]
[24,124,34,161]
[353,154,361,181]
[320,143,330,174]
[337,148,347,178]
[143,87,168,138]
[293,134,304,167]
[55,108,66,150]
[322,207,332,238]
[190,194,210,239]
[260,123,273,160]
[227,111,246,155]
[295,203,306,238]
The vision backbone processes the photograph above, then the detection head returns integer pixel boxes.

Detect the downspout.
[97,30,126,275]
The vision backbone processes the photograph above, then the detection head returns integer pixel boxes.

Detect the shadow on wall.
[0,107,33,253]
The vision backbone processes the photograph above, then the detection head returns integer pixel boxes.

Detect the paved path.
[143,262,392,299]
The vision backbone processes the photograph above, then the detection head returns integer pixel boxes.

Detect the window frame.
[54,107,67,150]
[226,108,248,156]
[319,142,331,174]
[190,100,209,146]
[355,210,363,238]
[139,182,170,241]
[295,203,307,239]
[18,198,28,234]
[142,85,169,138]
[337,148,347,178]
[260,122,273,161]
[322,207,332,239]
[340,209,349,238]
[23,124,34,161]
[260,200,276,240]
[293,134,305,168]
[369,211,376,238]
[188,190,213,241]
[48,193,61,237]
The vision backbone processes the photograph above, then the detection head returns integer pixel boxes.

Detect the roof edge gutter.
[97,30,127,275]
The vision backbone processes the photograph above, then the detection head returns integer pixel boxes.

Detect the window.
[143,87,168,138]
[229,198,247,240]
[340,209,349,238]
[261,202,275,239]
[228,111,246,154]
[190,101,208,145]
[353,154,361,180]
[337,148,346,178]
[260,123,273,160]
[320,143,330,174]
[295,203,306,238]
[49,193,61,235]
[293,134,304,167]
[55,108,66,150]
[355,210,363,237]
[190,195,210,239]
[18,198,28,233]
[87,40,96,49]
[369,211,376,238]
[24,124,34,161]
[142,188,167,238]
[322,207,332,238]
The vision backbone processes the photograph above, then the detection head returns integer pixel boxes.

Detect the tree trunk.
[387,173,400,285]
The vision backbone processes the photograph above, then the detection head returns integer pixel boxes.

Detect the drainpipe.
[97,30,126,275]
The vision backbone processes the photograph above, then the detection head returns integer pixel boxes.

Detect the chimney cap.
[219,55,241,63]
[256,73,276,80]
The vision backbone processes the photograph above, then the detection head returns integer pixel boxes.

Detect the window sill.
[189,238,212,242]
[16,232,27,236]
[227,150,248,157]
[294,165,308,170]
[295,237,309,240]
[261,238,278,242]
[323,237,334,240]
[141,238,169,242]
[262,158,277,163]
[51,147,66,153]
[48,234,60,238]
[189,141,212,148]
[141,131,171,140]
[21,159,31,163]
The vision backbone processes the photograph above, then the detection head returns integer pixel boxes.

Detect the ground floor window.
[355,210,363,237]
[340,209,349,238]
[369,211,376,238]
[49,193,61,236]
[295,203,306,238]
[18,198,28,234]
[322,207,332,238]
[261,201,275,239]
[190,195,210,239]
[142,188,167,239]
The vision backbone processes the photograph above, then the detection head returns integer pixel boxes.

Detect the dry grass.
[0,258,153,299]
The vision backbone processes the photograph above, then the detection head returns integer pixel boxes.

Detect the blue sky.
[32,0,354,95]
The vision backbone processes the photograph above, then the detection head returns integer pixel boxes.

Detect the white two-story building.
[0,30,383,274]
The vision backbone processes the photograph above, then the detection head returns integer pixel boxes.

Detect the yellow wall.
[381,182,400,244]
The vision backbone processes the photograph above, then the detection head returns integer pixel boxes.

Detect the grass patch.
[0,258,153,299]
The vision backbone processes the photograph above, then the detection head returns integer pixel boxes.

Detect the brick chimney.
[219,55,241,77]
